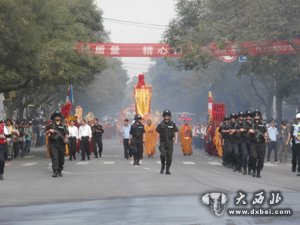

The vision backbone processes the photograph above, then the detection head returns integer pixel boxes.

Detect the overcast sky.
[95,0,177,79]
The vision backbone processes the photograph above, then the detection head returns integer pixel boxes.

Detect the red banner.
[76,39,300,58]
[75,43,180,57]
[210,39,300,57]
[212,103,225,122]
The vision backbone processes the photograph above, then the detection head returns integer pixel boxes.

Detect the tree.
[0,0,108,118]
[164,0,300,120]
[0,0,106,92]
[76,58,129,117]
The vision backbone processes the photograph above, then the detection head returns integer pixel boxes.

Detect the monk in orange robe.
[213,125,223,157]
[144,119,157,158]
[179,121,193,155]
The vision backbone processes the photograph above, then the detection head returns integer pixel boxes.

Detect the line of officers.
[219,109,270,178]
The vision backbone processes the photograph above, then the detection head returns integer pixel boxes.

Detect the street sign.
[239,56,247,62]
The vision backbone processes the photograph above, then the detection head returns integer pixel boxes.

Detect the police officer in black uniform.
[45,110,69,178]
[92,118,104,158]
[244,110,254,175]
[228,113,238,169]
[156,110,179,175]
[219,115,232,167]
[233,112,248,174]
[248,110,268,178]
[129,114,145,166]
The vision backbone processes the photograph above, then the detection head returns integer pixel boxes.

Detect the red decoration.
[136,74,146,88]
[60,101,72,119]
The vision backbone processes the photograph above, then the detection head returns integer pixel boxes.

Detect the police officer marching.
[219,115,233,168]
[92,118,104,158]
[248,110,268,178]
[45,111,69,178]
[156,110,179,175]
[129,114,145,166]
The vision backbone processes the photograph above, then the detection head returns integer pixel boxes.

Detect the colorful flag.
[208,83,213,120]
[61,83,74,118]
[66,83,74,104]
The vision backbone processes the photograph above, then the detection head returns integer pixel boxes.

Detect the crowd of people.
[0,119,47,161]
[1,108,299,180]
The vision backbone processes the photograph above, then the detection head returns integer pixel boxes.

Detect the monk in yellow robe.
[144,119,157,158]
[213,125,223,157]
[179,121,193,155]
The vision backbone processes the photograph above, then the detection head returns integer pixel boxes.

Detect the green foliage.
[76,59,129,116]
[0,0,106,92]
[164,0,300,119]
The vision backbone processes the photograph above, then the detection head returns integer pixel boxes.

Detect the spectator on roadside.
[267,120,279,163]
[278,120,290,163]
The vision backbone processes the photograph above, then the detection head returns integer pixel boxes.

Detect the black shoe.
[165,170,171,175]
[248,170,252,175]
[95,155,99,158]
[52,171,58,178]
[160,166,165,174]
[256,171,261,178]
[297,173,300,176]
[136,162,141,166]
[243,170,247,175]
[233,167,239,172]
[292,168,296,173]
[58,171,63,177]
[252,171,256,178]
[133,161,137,166]
[0,174,4,180]
[239,168,243,173]
[87,157,90,160]
[99,153,102,157]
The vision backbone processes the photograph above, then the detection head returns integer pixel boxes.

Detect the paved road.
[0,138,299,224]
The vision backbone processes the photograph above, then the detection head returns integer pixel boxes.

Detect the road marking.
[142,167,150,170]
[5,162,12,166]
[21,162,38,166]
[102,155,121,157]
[103,161,115,165]
[24,155,34,159]
[264,163,277,167]
[156,161,161,165]
[76,161,89,165]
[62,171,72,174]
[183,161,196,165]
[209,162,222,166]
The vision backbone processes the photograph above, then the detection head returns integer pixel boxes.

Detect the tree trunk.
[18,105,25,120]
[276,93,283,122]
[263,92,273,120]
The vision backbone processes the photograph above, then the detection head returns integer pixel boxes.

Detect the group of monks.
[143,119,193,157]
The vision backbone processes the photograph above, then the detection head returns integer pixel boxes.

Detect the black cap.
[224,115,231,121]
[163,110,171,117]
[238,112,244,117]
[244,110,253,116]
[134,114,142,121]
[51,110,63,120]
[253,109,261,117]
[230,113,237,119]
